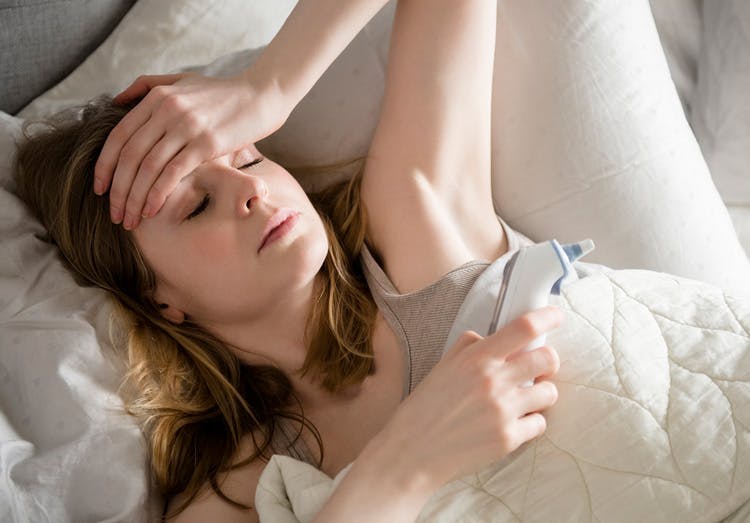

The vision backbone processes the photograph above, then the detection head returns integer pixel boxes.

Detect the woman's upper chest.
[303,311,406,477]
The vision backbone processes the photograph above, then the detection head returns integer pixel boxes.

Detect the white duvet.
[254,268,750,522]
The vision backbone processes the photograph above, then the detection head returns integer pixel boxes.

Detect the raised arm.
[247,0,389,109]
[360,0,503,293]
[94,0,391,230]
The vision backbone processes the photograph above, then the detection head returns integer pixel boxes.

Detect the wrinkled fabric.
[257,268,750,523]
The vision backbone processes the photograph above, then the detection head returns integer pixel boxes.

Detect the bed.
[1,0,750,521]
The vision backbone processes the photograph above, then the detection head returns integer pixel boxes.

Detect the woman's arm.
[247,0,390,109]
[165,308,561,523]
[95,0,391,230]
[311,308,563,522]
[360,0,502,294]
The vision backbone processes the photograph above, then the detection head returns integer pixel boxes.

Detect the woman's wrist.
[358,427,442,500]
[242,0,389,110]
[312,428,442,523]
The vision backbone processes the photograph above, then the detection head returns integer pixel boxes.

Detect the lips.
[258,209,300,253]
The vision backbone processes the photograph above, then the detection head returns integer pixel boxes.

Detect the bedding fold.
[256,268,750,522]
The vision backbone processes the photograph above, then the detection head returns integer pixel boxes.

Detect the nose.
[232,169,268,217]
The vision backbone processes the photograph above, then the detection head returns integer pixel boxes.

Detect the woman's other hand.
[364,306,564,492]
[94,71,290,230]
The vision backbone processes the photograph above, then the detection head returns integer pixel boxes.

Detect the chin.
[284,226,329,287]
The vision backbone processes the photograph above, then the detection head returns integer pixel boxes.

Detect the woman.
[14,0,563,521]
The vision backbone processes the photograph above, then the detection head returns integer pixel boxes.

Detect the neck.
[202,273,338,407]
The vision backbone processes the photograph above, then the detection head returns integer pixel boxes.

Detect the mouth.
[258,209,300,253]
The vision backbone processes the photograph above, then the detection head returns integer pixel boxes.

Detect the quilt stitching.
[456,478,521,521]
[667,355,740,495]
[723,292,750,337]
[541,436,710,500]
[553,296,667,430]
[556,295,628,399]
[606,277,748,338]
[520,437,540,521]
[541,435,594,522]
[262,271,750,521]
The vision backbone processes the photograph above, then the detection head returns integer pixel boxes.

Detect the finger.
[123,135,187,228]
[141,144,202,219]
[94,101,153,197]
[511,412,547,450]
[505,345,560,385]
[141,132,222,217]
[444,330,484,359]
[114,74,186,104]
[109,121,166,224]
[483,306,564,360]
[517,381,559,417]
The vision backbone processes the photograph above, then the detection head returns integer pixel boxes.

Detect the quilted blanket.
[254,268,750,522]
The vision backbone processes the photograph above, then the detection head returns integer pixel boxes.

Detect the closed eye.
[187,195,210,220]
[239,157,264,169]
[186,158,264,220]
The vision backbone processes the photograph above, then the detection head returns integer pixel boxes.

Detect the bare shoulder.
[164,436,269,523]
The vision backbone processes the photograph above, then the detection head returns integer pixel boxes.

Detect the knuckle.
[477,371,495,396]
[119,142,138,162]
[517,314,542,339]
[108,125,127,144]
[161,160,188,185]
[182,111,204,132]
[459,330,483,344]
[145,193,163,213]
[198,131,221,155]
[108,188,127,204]
[536,346,558,372]
[138,155,159,175]
[151,85,171,99]
[163,93,189,115]
[146,183,166,206]
[456,330,483,353]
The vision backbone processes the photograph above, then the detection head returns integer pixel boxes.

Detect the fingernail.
[142,204,153,218]
[93,179,104,195]
[111,207,123,223]
[123,215,134,230]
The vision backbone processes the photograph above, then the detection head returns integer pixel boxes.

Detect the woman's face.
[130,145,329,328]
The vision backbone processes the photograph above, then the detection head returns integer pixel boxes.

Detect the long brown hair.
[12,96,378,516]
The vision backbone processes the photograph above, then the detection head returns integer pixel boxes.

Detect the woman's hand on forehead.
[93,72,290,230]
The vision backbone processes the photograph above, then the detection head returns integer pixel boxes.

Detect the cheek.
[188,228,236,261]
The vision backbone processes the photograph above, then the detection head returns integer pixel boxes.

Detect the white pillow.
[19,0,750,295]
[0,113,160,522]
[490,0,750,295]
[691,0,750,206]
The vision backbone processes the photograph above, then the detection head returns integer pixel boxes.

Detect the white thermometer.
[488,239,595,384]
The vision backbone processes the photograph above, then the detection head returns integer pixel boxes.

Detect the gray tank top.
[359,216,533,398]
[273,216,533,464]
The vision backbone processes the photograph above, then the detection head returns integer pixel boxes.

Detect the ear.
[158,302,186,324]
[149,287,186,324]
